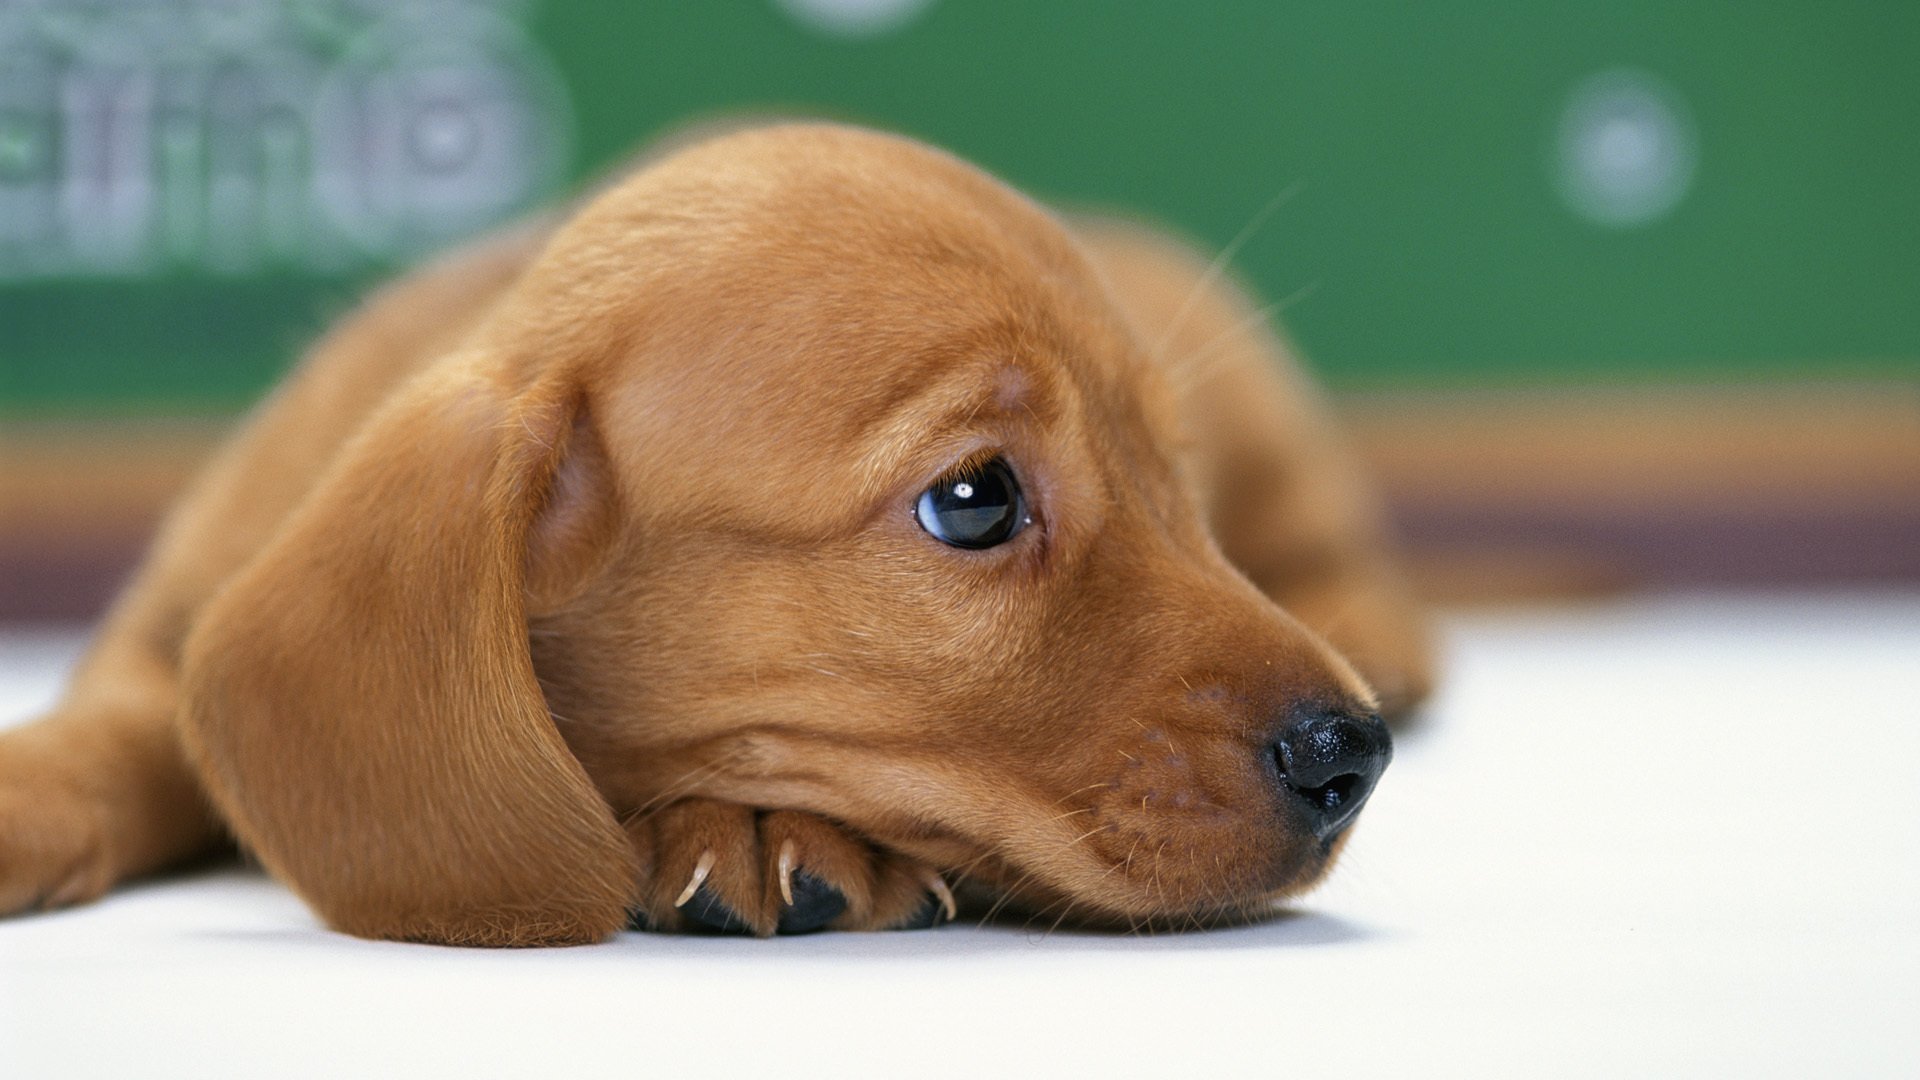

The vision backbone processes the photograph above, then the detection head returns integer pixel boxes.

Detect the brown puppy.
[0,123,1431,944]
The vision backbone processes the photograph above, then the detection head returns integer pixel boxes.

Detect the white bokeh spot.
[1555,68,1697,228]
[774,0,935,38]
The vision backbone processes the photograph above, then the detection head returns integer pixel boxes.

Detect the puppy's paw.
[624,799,953,936]
[0,780,115,916]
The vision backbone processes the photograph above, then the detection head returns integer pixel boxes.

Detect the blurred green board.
[3,1,1916,417]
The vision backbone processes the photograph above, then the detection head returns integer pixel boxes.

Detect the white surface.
[3,594,1917,1079]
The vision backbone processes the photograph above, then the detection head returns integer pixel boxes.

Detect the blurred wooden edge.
[5,382,1919,618]
[1344,381,1920,603]
[1343,381,1920,512]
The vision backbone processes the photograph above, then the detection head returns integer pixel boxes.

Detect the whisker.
[1052,781,1114,807]
[1147,181,1304,366]
[943,846,1002,885]
[618,751,745,828]
[976,819,1116,929]
[977,867,1042,926]
[1167,280,1321,400]
[1065,824,1108,847]
[1044,901,1080,938]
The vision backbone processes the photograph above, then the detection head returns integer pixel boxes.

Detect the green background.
[4,1,1916,418]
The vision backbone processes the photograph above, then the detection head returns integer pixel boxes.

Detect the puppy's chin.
[953,877,1306,934]
[946,831,1347,932]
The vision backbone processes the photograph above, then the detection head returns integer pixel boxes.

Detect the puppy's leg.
[1075,218,1435,718]
[0,630,220,914]
[626,799,951,935]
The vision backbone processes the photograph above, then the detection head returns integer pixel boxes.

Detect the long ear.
[179,356,637,946]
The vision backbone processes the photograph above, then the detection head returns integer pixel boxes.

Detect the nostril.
[1273,711,1392,840]
[1299,771,1361,815]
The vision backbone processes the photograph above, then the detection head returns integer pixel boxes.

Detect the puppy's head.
[494,124,1389,928]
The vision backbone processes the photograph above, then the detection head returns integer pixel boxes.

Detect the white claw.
[777,840,798,907]
[673,850,716,908]
[919,868,957,922]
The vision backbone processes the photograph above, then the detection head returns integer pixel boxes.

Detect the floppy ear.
[179,355,638,946]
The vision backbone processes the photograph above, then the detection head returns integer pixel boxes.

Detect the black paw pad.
[896,892,950,931]
[681,882,753,935]
[776,870,848,935]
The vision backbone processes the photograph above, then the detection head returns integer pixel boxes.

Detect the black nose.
[1273,711,1392,840]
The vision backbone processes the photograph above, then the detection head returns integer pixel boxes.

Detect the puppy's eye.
[915,457,1028,549]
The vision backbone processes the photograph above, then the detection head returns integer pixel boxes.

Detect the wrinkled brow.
[848,358,1047,505]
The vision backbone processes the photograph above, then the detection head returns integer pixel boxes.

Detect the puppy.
[0,123,1432,944]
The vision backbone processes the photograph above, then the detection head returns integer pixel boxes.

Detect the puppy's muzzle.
[1273,711,1392,841]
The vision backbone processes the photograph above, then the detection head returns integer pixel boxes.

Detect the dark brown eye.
[915,457,1028,549]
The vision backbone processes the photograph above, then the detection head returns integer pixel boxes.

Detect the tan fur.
[0,124,1431,944]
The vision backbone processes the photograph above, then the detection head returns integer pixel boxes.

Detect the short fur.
[0,124,1431,944]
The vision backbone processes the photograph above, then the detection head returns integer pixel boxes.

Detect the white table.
[4,593,1916,1078]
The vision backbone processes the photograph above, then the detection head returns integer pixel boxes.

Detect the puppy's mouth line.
[660,741,1337,918]
[956,855,1301,931]
[945,809,1343,922]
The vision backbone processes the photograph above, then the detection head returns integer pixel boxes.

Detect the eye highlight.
[915,457,1029,549]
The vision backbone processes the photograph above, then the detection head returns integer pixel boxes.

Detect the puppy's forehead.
[554,124,1083,291]
[604,300,1082,536]
[507,125,1169,531]
[516,125,1133,381]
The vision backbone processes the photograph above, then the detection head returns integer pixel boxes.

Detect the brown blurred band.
[5,383,1917,620]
